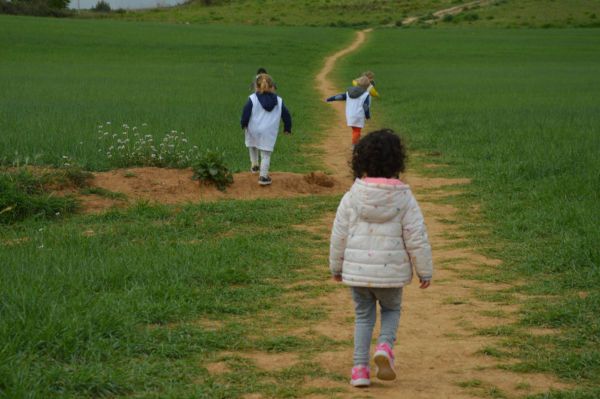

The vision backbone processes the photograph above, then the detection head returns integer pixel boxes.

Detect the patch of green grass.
[337,28,600,395]
[478,325,520,337]
[202,356,345,398]
[478,346,511,359]
[112,0,469,27]
[443,297,470,305]
[457,378,508,398]
[80,186,127,200]
[525,388,600,399]
[474,289,516,304]
[0,15,351,173]
[437,0,600,28]
[0,167,88,223]
[480,310,510,318]
[0,196,343,397]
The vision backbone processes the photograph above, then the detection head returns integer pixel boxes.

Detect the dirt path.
[75,24,570,399]
[299,29,569,398]
[401,0,493,25]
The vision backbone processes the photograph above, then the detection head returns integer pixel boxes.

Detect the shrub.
[464,12,479,21]
[192,149,233,192]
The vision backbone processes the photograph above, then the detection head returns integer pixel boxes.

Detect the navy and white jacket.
[326,86,371,120]
[241,92,292,133]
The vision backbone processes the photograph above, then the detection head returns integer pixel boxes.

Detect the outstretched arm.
[326,93,347,102]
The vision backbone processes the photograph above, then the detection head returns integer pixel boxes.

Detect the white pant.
[248,147,272,178]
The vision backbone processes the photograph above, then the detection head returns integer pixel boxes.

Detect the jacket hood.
[349,179,411,223]
[256,92,279,111]
[347,85,367,99]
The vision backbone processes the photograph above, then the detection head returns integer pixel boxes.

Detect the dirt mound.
[303,171,336,188]
[81,167,345,213]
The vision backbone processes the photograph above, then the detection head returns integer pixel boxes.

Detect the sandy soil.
[81,168,342,212]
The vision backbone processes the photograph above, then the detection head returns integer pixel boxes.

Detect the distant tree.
[47,0,69,8]
[0,0,72,15]
[92,0,111,12]
[9,0,69,8]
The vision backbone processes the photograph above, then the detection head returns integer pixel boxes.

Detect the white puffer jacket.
[329,179,433,287]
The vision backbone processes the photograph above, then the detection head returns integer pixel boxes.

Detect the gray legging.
[248,147,272,178]
[351,286,403,366]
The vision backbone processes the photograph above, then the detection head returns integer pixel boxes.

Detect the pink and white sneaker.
[350,365,370,387]
[373,343,396,381]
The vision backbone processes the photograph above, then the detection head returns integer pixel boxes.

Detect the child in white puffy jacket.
[329,129,433,388]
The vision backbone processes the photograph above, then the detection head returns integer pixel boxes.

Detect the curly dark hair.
[351,129,407,179]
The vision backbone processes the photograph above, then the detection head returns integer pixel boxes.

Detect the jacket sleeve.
[363,96,371,119]
[369,83,379,97]
[241,98,253,129]
[281,102,292,133]
[329,193,351,276]
[326,93,347,102]
[401,192,433,281]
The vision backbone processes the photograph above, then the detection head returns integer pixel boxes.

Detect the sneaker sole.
[350,378,370,387]
[258,180,272,186]
[374,352,396,381]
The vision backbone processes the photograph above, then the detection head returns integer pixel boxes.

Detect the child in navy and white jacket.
[329,129,433,388]
[241,73,291,186]
[326,75,372,147]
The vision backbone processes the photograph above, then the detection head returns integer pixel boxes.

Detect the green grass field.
[112,0,458,27]
[2,5,600,398]
[0,15,351,172]
[110,0,600,29]
[438,0,600,28]
[0,197,342,398]
[337,28,600,396]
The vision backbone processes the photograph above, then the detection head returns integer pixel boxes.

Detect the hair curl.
[351,129,407,179]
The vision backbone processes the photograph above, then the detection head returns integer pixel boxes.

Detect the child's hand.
[332,274,342,282]
[419,279,431,289]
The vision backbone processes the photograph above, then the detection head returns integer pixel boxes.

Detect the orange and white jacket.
[329,178,433,287]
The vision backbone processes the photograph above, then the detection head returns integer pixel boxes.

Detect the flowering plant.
[97,122,200,168]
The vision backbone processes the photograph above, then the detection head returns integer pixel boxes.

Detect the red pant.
[351,127,362,145]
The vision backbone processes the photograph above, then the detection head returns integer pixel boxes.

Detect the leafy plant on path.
[192,149,234,192]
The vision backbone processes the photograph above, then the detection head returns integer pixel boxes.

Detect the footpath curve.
[309,28,569,398]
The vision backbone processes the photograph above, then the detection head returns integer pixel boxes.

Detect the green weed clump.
[192,149,233,191]
[0,167,89,223]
